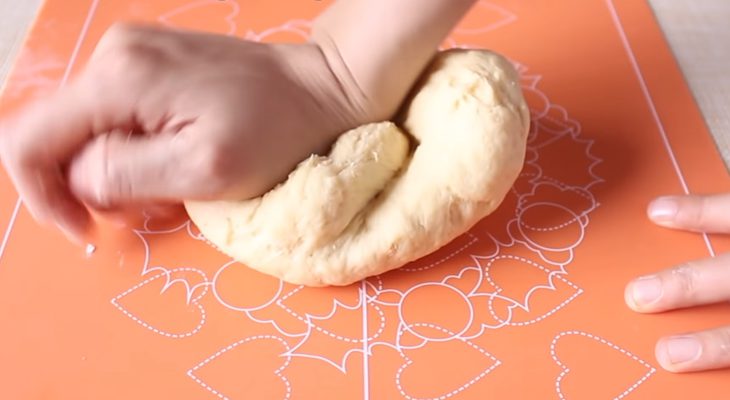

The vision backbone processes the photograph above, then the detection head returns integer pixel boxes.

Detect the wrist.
[311,0,478,123]
[270,42,376,137]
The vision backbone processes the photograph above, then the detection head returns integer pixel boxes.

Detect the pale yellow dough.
[185,49,530,286]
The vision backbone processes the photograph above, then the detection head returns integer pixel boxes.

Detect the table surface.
[1,0,729,168]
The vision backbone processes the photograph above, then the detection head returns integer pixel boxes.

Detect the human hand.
[0,0,480,245]
[0,23,374,243]
[625,193,730,372]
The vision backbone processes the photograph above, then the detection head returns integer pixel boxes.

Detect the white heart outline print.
[393,323,502,400]
[187,334,293,400]
[110,267,209,338]
[551,330,656,400]
[279,284,386,372]
[478,252,583,328]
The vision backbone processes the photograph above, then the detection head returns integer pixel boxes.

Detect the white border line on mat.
[606,0,716,257]
[361,280,370,400]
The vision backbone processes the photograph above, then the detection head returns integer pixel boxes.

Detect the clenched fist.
[0,23,376,242]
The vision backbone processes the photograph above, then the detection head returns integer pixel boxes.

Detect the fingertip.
[0,117,9,153]
[56,209,93,247]
[624,275,663,313]
[655,338,678,372]
[649,193,730,233]
[23,202,51,227]
[647,196,679,226]
[57,224,87,247]
[655,336,703,373]
[53,193,94,246]
[624,281,640,312]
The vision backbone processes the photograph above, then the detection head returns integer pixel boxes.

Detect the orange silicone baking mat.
[2,0,730,398]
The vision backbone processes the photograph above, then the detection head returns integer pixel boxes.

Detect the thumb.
[647,194,730,233]
[68,130,200,208]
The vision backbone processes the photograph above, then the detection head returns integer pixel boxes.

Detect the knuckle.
[115,43,163,73]
[105,22,140,42]
[669,262,701,302]
[676,195,708,228]
[712,328,730,360]
[0,118,8,145]
[2,135,32,169]
[95,23,142,55]
[91,24,167,81]
[694,196,709,227]
[190,143,235,195]
[93,136,129,208]
[0,115,33,167]
[0,131,11,163]
[104,164,133,206]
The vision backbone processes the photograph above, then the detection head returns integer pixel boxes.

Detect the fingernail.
[629,275,663,308]
[649,197,678,222]
[664,336,702,365]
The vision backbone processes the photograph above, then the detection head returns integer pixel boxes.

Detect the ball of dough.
[185,49,530,286]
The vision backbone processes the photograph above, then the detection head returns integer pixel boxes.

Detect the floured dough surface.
[185,49,530,286]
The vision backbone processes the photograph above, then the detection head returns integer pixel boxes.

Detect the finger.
[0,88,95,226]
[655,326,730,372]
[67,128,221,207]
[0,77,137,240]
[1,109,90,240]
[10,164,92,244]
[3,88,94,168]
[42,176,92,245]
[648,194,730,233]
[625,253,730,313]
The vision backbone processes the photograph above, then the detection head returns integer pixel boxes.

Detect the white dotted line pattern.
[508,277,582,327]
[276,288,386,343]
[186,220,207,241]
[110,269,206,339]
[483,255,581,326]
[550,331,656,400]
[514,177,597,232]
[519,211,585,232]
[516,173,596,200]
[277,286,303,303]
[187,335,292,400]
[402,234,478,272]
[483,254,551,289]
[369,276,384,292]
[396,324,500,400]
[537,112,580,134]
